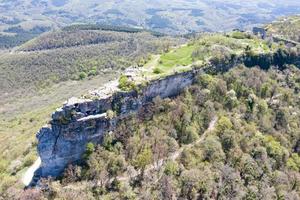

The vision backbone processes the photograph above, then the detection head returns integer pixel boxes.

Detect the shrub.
[287,153,300,171]
[164,161,179,176]
[133,146,153,173]
[181,124,199,144]
[216,116,233,133]
[62,165,82,184]
[153,67,163,74]
[78,72,87,80]
[102,134,114,152]
[239,154,262,184]
[88,69,97,76]
[180,148,202,169]
[209,79,227,101]
[246,94,256,112]
[107,156,126,177]
[17,188,44,200]
[263,135,288,168]
[220,130,237,153]
[118,75,136,91]
[0,160,8,174]
[106,110,115,119]
[180,168,214,199]
[119,184,137,200]
[231,31,250,39]
[202,136,225,162]
[224,89,238,110]
[84,142,95,159]
[197,74,214,88]
[138,58,145,67]
[0,174,16,194]
[110,178,122,191]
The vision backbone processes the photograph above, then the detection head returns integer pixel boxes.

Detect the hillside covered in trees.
[9,64,300,199]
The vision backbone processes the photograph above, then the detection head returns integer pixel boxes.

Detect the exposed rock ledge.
[36,67,206,179]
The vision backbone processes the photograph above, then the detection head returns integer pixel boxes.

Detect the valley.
[0,0,300,49]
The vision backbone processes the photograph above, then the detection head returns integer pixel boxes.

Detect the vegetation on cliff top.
[121,31,298,88]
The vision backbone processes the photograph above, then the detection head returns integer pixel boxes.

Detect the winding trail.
[22,157,41,186]
[118,116,218,182]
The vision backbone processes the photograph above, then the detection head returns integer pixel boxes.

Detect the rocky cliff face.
[36,68,205,178]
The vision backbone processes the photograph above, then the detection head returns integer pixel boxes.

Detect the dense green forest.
[9,64,300,199]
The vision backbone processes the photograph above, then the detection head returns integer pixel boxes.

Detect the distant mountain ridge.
[0,0,300,49]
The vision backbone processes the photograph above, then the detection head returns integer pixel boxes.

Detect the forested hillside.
[18,25,165,51]
[11,64,300,199]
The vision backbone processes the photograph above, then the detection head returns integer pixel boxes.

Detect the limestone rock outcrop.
[36,68,204,178]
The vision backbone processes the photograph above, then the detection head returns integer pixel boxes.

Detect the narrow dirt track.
[118,116,218,182]
[22,157,41,186]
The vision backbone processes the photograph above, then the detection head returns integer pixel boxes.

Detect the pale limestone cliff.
[36,68,205,178]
